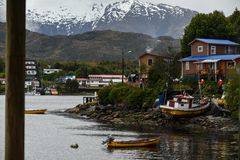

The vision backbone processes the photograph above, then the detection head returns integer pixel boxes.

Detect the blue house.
[180,38,240,81]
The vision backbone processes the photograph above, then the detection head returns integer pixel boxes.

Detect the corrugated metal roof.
[194,59,220,63]
[189,38,239,45]
[180,54,240,61]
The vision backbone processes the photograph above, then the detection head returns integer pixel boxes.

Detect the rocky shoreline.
[64,104,239,132]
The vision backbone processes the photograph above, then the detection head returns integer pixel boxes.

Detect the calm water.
[0,95,238,160]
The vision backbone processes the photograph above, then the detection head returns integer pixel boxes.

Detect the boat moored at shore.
[159,94,210,117]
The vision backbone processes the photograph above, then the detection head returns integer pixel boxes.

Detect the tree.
[97,86,112,105]
[147,57,168,88]
[225,65,240,119]
[181,11,230,57]
[0,58,5,73]
[168,53,181,79]
[65,79,79,93]
[53,62,63,69]
[227,8,240,42]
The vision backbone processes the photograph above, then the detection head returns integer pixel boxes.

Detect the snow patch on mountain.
[0,0,5,22]
[26,7,82,24]
[83,3,105,22]
[103,0,133,22]
[0,0,197,37]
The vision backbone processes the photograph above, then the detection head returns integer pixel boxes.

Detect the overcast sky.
[151,0,240,16]
[24,0,240,16]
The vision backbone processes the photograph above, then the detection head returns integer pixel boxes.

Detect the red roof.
[88,74,123,78]
[76,78,88,80]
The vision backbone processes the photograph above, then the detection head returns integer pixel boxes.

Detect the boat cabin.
[167,95,197,109]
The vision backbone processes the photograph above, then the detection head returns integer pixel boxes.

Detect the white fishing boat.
[159,93,210,117]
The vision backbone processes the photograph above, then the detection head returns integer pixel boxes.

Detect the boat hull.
[160,103,210,117]
[107,137,160,148]
[25,109,47,114]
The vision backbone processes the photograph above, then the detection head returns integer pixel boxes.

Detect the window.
[211,46,216,54]
[148,59,153,66]
[26,66,36,69]
[210,63,214,69]
[185,62,190,70]
[225,46,234,54]
[225,46,229,54]
[197,46,203,52]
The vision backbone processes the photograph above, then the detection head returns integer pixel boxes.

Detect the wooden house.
[180,38,240,81]
[139,52,171,82]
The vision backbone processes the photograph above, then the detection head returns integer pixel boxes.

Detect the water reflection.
[0,96,238,160]
[107,146,160,153]
[101,130,238,160]
[59,110,238,160]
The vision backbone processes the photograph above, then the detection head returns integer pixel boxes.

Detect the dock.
[83,92,97,104]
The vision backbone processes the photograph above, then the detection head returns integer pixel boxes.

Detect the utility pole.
[5,0,26,160]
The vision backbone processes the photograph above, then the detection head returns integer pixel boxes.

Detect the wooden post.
[214,62,217,82]
[5,0,25,160]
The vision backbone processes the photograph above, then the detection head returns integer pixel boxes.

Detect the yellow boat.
[25,109,47,114]
[107,137,160,148]
[160,94,210,117]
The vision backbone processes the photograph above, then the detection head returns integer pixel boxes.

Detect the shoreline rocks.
[64,104,239,132]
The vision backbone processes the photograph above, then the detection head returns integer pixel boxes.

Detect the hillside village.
[1,1,240,160]
[3,37,237,98]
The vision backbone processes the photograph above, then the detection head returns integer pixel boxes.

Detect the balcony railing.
[199,69,220,75]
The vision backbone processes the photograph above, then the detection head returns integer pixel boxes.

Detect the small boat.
[25,109,47,114]
[159,94,210,117]
[106,137,160,148]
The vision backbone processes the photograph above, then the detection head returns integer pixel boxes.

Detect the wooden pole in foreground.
[5,0,25,160]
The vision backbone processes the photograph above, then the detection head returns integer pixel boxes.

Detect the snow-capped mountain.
[95,0,198,37]
[0,0,5,22]
[0,0,198,37]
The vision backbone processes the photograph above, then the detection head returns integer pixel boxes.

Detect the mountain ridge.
[0,22,180,61]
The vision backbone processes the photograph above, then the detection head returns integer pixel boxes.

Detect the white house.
[76,78,89,86]
[43,69,62,75]
[78,74,127,87]
[25,80,40,89]
[25,60,38,77]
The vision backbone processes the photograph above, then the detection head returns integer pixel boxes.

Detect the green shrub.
[225,65,240,119]
[142,88,157,109]
[202,81,221,97]
[108,85,131,105]
[65,79,79,93]
[171,83,192,91]
[97,83,165,111]
[181,78,198,90]
[126,88,145,109]
[0,84,5,94]
[97,86,112,105]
